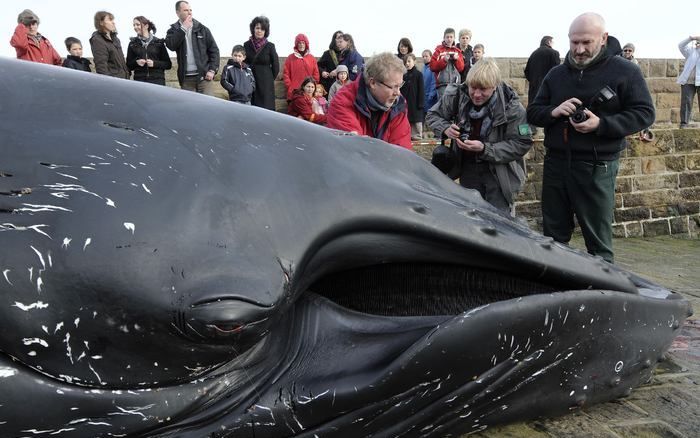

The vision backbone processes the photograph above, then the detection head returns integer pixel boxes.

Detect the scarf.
[329,49,339,66]
[365,85,391,113]
[466,94,497,141]
[250,36,267,53]
[138,34,154,48]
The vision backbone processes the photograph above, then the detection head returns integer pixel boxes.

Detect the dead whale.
[0,58,690,437]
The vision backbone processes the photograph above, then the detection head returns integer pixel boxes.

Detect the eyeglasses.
[623,49,633,52]
[376,79,405,92]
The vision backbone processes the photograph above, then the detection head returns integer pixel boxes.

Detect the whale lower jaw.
[150,286,687,437]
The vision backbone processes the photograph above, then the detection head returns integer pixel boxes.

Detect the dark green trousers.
[541,155,619,263]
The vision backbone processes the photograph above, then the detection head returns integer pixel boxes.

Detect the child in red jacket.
[430,27,464,98]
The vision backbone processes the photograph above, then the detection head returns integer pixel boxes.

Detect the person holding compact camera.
[527,12,655,263]
[430,28,465,99]
[426,58,533,214]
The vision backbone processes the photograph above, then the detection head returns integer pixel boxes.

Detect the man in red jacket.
[10,9,62,66]
[326,52,412,150]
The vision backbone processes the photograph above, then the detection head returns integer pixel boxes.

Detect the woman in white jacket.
[678,36,700,128]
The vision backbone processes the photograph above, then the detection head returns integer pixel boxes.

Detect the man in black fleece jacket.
[527,12,654,263]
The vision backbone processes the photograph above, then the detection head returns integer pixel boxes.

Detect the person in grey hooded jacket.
[426,58,533,214]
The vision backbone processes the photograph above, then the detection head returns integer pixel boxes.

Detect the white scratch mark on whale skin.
[114,140,132,148]
[3,269,13,285]
[30,246,47,271]
[123,223,135,234]
[22,338,49,347]
[56,172,79,180]
[64,332,74,364]
[83,238,92,251]
[142,184,151,194]
[13,301,49,311]
[17,204,73,213]
[0,367,18,378]
[62,237,72,248]
[106,198,116,207]
[140,128,159,138]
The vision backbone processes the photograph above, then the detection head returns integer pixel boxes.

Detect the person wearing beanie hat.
[621,43,638,65]
[328,64,349,102]
[10,9,62,65]
[282,34,319,101]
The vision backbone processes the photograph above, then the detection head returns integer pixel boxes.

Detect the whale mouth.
[296,228,639,320]
[309,263,557,317]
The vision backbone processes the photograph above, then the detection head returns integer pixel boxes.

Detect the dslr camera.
[570,85,616,123]
[457,124,471,141]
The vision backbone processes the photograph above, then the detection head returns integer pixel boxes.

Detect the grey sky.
[2,0,693,60]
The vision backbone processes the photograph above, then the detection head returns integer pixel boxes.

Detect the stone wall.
[413,129,700,238]
[163,57,700,238]
[164,56,697,125]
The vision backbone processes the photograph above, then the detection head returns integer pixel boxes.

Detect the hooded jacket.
[220,59,256,103]
[126,35,173,84]
[426,82,533,204]
[165,19,220,85]
[10,24,62,65]
[62,55,91,72]
[430,43,464,89]
[527,48,654,161]
[89,31,130,79]
[283,34,320,100]
[327,77,412,150]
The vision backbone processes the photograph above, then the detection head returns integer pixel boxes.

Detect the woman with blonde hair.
[426,58,533,213]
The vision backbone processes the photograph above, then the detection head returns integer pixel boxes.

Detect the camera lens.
[571,108,588,123]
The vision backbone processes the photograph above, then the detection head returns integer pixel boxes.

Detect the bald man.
[526,12,654,263]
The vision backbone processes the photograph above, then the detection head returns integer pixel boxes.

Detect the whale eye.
[207,323,245,334]
[182,299,274,347]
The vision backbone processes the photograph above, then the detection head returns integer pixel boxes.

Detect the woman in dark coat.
[90,11,130,79]
[317,30,343,93]
[126,16,172,86]
[243,16,280,111]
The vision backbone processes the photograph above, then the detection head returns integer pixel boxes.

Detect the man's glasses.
[376,79,405,92]
[623,49,633,52]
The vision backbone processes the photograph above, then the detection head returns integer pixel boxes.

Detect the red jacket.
[10,24,62,65]
[288,91,327,124]
[326,78,412,150]
[430,43,464,89]
[283,34,320,100]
